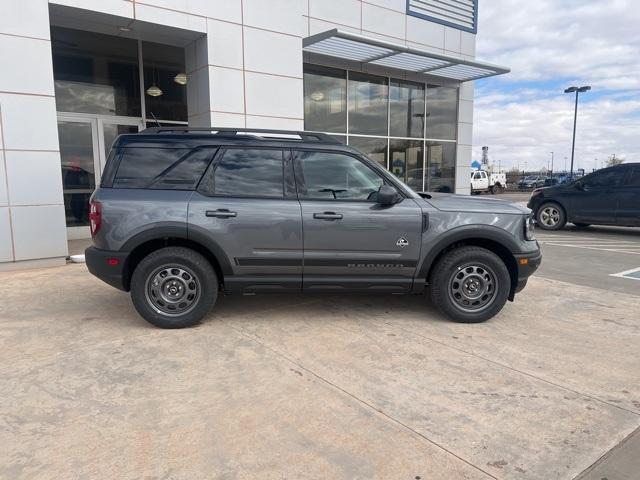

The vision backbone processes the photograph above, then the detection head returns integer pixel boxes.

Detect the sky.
[472,0,640,172]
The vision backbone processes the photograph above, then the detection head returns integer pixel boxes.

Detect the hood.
[421,192,530,215]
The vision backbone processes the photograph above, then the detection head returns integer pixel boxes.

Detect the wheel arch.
[417,227,520,300]
[120,227,231,291]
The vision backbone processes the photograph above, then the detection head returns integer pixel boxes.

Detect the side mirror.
[377,185,401,205]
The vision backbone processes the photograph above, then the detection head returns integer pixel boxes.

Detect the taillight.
[89,200,102,238]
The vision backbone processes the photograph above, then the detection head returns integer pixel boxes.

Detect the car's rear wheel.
[130,247,218,328]
[429,246,511,323]
[536,202,566,230]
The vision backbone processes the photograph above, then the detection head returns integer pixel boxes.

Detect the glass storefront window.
[348,72,388,136]
[389,80,425,138]
[426,141,456,193]
[390,139,423,191]
[304,65,347,133]
[426,86,458,140]
[52,27,141,117]
[142,41,188,122]
[348,136,388,168]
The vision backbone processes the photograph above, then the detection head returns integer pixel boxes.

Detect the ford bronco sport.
[86,127,541,328]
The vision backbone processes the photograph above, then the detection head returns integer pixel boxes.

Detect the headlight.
[524,215,535,241]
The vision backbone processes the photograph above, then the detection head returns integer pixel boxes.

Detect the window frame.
[291,148,404,203]
[197,146,294,200]
[581,166,628,189]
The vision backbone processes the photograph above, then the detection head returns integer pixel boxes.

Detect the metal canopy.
[303,29,509,82]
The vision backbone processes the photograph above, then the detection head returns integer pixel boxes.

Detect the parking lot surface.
[1,258,639,479]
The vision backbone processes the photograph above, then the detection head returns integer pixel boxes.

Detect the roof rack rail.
[140,127,341,144]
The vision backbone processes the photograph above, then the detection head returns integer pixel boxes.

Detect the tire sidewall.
[430,247,511,323]
[536,202,566,230]
[130,247,217,328]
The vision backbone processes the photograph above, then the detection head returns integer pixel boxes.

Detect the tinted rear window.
[210,148,284,198]
[113,147,214,189]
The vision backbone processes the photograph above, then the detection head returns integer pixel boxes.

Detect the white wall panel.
[134,4,207,33]
[444,26,461,53]
[209,67,245,114]
[50,0,134,20]
[0,0,50,39]
[207,19,243,69]
[0,154,7,206]
[0,36,55,96]
[0,207,13,262]
[243,0,305,36]
[11,205,68,261]
[309,0,361,29]
[0,94,59,151]
[245,115,303,130]
[244,28,302,78]
[362,3,405,39]
[5,151,64,206]
[245,72,303,119]
[406,15,445,49]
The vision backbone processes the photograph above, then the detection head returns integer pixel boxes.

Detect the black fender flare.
[416,224,521,281]
[119,222,233,276]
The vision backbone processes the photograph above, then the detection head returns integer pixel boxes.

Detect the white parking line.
[535,232,640,255]
[610,267,640,281]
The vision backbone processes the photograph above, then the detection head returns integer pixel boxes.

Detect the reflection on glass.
[142,41,188,122]
[390,140,423,191]
[213,149,284,198]
[295,151,383,201]
[348,136,388,168]
[426,86,458,140]
[348,72,388,135]
[390,80,425,138]
[304,65,347,133]
[103,124,139,157]
[52,27,140,116]
[58,121,96,226]
[426,141,456,193]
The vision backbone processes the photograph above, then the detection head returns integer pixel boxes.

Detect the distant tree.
[606,154,624,166]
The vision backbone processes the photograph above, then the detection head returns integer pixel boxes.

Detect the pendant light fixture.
[173,72,187,85]
[146,64,163,97]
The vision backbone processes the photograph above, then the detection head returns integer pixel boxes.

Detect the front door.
[57,114,143,238]
[188,147,303,293]
[293,150,423,292]
[569,167,627,225]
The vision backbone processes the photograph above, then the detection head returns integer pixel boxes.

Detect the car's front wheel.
[536,202,566,230]
[429,246,511,323]
[130,247,218,328]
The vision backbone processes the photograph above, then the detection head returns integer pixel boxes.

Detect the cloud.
[473,0,640,170]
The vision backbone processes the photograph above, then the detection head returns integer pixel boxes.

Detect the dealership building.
[0,0,508,269]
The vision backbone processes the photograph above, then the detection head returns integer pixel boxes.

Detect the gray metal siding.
[407,0,478,33]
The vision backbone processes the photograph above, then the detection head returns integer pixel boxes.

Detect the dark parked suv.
[86,128,541,328]
[528,163,640,230]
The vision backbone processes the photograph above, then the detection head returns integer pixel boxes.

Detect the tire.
[429,246,511,323]
[130,247,218,328]
[573,223,590,228]
[536,202,566,230]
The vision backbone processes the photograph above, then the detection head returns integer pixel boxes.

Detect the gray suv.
[86,128,541,328]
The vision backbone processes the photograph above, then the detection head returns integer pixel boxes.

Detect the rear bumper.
[514,248,542,293]
[85,246,129,291]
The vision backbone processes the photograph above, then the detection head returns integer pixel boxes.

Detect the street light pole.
[564,85,591,179]
[550,151,554,176]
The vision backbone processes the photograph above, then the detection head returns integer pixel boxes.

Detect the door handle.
[206,209,237,218]
[313,212,343,220]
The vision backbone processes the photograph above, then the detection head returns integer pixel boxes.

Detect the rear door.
[293,149,423,293]
[617,166,640,226]
[568,167,626,224]
[188,147,303,292]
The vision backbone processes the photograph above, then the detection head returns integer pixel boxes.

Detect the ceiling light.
[118,26,131,32]
[310,91,324,101]
[146,84,163,97]
[173,72,187,85]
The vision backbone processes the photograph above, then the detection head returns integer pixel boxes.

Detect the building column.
[455,81,474,195]
[0,0,68,269]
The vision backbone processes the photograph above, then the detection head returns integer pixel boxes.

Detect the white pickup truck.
[470,170,507,194]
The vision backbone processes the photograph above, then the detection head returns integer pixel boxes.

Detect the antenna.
[149,112,161,128]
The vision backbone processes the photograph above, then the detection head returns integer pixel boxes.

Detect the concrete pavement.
[1,263,639,479]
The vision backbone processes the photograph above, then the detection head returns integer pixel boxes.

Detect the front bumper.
[513,248,542,293]
[85,246,129,291]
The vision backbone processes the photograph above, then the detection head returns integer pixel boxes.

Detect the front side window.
[625,167,640,187]
[212,149,284,198]
[295,151,384,201]
[582,168,626,188]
